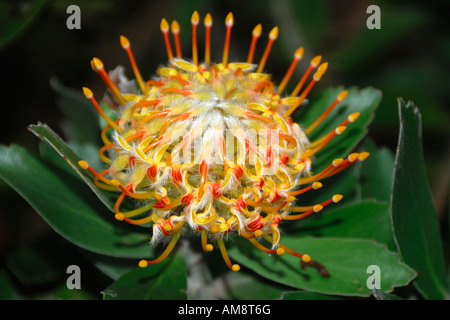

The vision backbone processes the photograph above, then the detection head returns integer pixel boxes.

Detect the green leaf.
[285,150,360,228]
[204,269,292,300]
[50,78,102,148]
[0,0,47,49]
[296,200,396,251]
[288,0,329,48]
[50,78,105,169]
[294,86,382,171]
[38,141,79,179]
[332,8,427,74]
[390,98,448,299]
[0,144,151,259]
[102,253,187,300]
[35,283,99,300]
[372,288,403,300]
[28,123,116,212]
[280,290,341,300]
[6,235,71,286]
[228,236,416,297]
[355,139,395,202]
[299,160,358,205]
[0,270,24,300]
[84,251,137,281]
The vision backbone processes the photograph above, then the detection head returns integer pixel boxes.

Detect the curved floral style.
[78,11,369,271]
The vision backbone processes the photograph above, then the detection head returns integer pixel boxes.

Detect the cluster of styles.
[79,11,368,271]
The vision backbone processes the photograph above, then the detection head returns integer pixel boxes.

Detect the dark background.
[0,0,448,297]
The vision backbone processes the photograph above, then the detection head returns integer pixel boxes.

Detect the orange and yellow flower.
[78,11,368,272]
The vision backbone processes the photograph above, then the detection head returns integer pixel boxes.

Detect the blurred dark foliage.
[0,0,448,298]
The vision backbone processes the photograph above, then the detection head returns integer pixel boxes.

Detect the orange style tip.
[231,264,240,272]
[252,23,262,37]
[333,158,344,167]
[313,204,323,213]
[313,70,324,81]
[311,55,322,67]
[262,191,270,198]
[332,194,343,203]
[312,182,323,189]
[163,224,172,232]
[205,244,214,252]
[138,260,148,268]
[78,160,89,169]
[348,153,360,162]
[269,26,279,40]
[255,229,264,237]
[110,179,120,187]
[304,158,312,167]
[301,254,311,263]
[160,18,169,32]
[335,126,346,135]
[348,112,360,122]
[204,13,213,26]
[82,87,93,99]
[287,195,296,203]
[120,35,130,49]
[171,20,180,32]
[294,47,304,59]
[210,226,219,233]
[276,248,285,255]
[155,193,163,201]
[115,213,125,221]
[337,90,348,101]
[318,62,328,73]
[359,152,370,161]
[225,12,234,26]
[191,11,200,24]
[91,57,104,71]
[295,162,306,171]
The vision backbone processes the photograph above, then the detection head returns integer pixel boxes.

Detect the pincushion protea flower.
[78,11,368,272]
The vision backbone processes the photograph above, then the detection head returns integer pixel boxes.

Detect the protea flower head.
[78,11,368,272]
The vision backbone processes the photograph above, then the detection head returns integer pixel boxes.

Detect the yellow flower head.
[78,11,368,272]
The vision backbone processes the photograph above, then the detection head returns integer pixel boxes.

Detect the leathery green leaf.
[228,236,416,297]
[297,200,396,251]
[390,98,447,299]
[0,144,152,259]
[102,252,187,300]
[28,123,116,211]
[293,86,382,171]
[355,138,395,202]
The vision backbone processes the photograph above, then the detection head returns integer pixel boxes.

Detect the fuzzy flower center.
[108,58,311,245]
